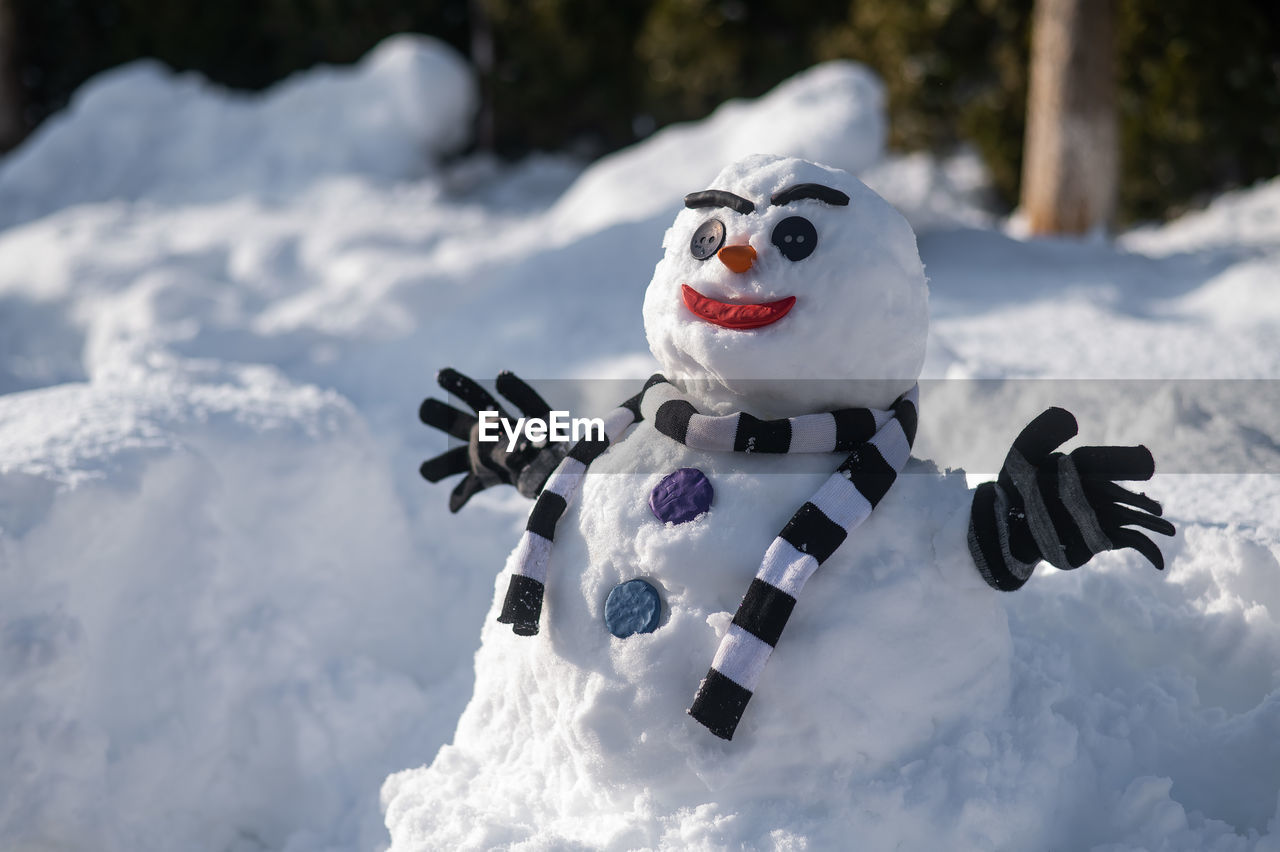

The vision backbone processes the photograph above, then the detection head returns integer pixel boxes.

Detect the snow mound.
[861,147,996,231]
[548,61,886,242]
[1122,175,1280,256]
[0,360,481,851]
[0,34,475,228]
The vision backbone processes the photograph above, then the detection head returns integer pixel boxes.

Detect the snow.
[0,34,476,230]
[546,61,886,245]
[0,34,1277,852]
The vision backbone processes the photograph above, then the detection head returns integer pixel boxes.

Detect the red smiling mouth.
[681,285,796,330]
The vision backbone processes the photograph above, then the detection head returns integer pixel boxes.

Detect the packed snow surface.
[0,35,1278,852]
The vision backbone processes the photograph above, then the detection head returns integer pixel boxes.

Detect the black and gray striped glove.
[968,407,1175,591]
[418,368,568,513]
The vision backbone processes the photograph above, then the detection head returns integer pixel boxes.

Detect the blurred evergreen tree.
[0,0,22,151]
[1116,0,1280,220]
[815,0,1032,211]
[5,0,1279,222]
[477,0,651,155]
[635,0,849,125]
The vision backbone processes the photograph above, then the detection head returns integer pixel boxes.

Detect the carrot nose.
[717,244,757,274]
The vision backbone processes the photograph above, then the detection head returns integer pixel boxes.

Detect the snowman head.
[642,154,928,417]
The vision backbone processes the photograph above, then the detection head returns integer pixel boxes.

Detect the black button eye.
[689,219,726,261]
[771,216,817,262]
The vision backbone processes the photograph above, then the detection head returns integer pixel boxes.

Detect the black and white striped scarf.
[497,374,919,740]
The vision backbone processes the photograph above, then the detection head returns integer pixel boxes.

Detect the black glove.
[418,368,569,513]
[968,407,1175,591]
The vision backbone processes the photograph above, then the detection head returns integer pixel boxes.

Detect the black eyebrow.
[770,183,850,207]
[684,190,756,216]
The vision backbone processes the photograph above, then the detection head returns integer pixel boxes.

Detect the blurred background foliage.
[9,0,1280,222]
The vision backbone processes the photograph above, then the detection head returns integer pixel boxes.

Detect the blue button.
[604,579,663,638]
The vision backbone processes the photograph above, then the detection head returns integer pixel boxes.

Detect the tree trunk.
[1020,0,1118,234]
[0,0,24,153]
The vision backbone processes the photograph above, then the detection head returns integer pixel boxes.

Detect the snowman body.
[384,428,1012,850]
[384,155,1014,849]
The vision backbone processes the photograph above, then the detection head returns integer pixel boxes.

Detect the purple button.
[649,468,714,525]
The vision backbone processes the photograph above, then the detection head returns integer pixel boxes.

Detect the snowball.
[643,154,928,416]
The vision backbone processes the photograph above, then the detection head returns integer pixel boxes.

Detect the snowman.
[387,155,1173,849]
